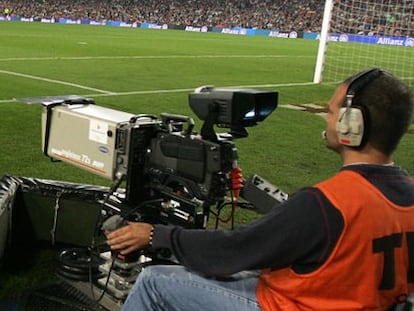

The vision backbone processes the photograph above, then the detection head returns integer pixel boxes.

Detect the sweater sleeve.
[151,187,344,277]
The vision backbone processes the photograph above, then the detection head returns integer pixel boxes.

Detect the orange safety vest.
[257,170,414,311]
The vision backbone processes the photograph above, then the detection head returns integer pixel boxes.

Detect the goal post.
[313,0,334,84]
[313,0,414,88]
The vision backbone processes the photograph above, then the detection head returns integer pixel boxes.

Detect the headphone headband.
[346,68,388,106]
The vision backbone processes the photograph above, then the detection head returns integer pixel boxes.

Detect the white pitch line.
[0,98,17,103]
[0,55,313,62]
[81,82,317,98]
[0,69,114,94]
[0,82,319,104]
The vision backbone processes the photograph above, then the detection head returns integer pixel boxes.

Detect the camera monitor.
[189,86,278,137]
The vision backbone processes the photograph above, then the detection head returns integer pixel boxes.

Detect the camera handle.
[160,113,195,135]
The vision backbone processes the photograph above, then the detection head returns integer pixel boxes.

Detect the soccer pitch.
[0,21,412,195]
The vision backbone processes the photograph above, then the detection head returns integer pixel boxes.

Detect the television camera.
[40,86,280,307]
[42,86,278,228]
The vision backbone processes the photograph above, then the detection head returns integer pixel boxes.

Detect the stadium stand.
[0,0,325,32]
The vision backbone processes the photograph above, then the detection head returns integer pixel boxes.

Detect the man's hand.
[106,222,153,255]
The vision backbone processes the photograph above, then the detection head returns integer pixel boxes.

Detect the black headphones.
[336,68,388,147]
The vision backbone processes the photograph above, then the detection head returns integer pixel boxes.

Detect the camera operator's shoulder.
[277,187,333,212]
[265,186,343,230]
[289,186,324,199]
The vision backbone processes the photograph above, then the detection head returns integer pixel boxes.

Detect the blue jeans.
[121,265,262,311]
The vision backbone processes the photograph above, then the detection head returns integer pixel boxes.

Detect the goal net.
[314,0,414,88]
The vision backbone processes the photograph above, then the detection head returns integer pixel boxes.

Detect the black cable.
[87,176,162,304]
[88,175,124,303]
[89,250,116,303]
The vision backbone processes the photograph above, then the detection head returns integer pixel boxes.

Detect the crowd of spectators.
[1,0,413,35]
[1,0,324,32]
[332,0,414,36]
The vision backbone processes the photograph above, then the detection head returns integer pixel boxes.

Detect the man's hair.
[345,70,413,155]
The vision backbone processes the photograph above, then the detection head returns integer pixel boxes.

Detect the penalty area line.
[82,81,318,98]
[0,55,315,62]
[0,69,115,95]
[0,81,318,104]
[0,98,17,104]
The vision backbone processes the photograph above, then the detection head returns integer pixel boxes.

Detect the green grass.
[0,21,413,209]
[0,21,413,299]
[0,21,337,190]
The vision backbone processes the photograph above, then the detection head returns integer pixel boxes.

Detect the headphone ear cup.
[336,107,350,134]
[336,107,365,147]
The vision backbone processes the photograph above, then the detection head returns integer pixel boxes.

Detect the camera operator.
[106,68,414,311]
